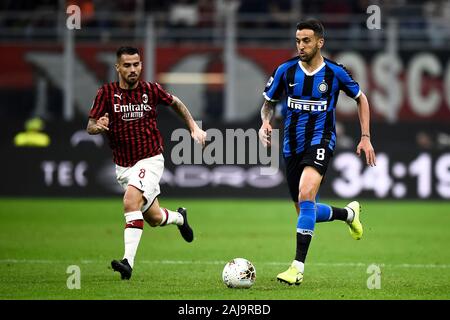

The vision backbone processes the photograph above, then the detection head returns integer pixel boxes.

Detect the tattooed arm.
[170,95,207,146]
[259,100,276,147]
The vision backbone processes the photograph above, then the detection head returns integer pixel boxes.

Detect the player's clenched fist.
[259,123,272,147]
[96,113,109,131]
[191,125,207,146]
[87,112,109,134]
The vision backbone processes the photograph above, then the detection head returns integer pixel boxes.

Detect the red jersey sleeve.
[89,86,107,119]
[154,82,174,106]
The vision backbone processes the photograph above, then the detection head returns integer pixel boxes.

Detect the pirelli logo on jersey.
[287,97,327,112]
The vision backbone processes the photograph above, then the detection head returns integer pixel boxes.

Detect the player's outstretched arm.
[355,92,376,166]
[259,100,276,147]
[170,96,206,146]
[86,113,109,135]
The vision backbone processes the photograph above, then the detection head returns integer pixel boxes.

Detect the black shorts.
[284,144,334,202]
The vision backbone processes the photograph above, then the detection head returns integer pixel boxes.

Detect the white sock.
[123,211,144,269]
[292,260,305,273]
[345,207,355,223]
[160,208,184,226]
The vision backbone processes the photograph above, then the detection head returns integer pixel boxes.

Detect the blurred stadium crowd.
[0,0,449,47]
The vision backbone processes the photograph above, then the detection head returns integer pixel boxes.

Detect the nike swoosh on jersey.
[314,161,323,166]
[288,83,299,87]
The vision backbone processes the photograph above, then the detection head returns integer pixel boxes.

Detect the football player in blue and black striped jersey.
[259,19,376,285]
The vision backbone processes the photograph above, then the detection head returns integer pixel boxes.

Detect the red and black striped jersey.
[89,81,174,167]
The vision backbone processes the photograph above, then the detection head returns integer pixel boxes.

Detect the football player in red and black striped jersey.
[87,46,206,280]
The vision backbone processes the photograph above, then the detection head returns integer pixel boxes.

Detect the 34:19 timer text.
[332,152,450,199]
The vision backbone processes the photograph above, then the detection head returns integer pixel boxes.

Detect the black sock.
[295,233,312,263]
[330,207,348,221]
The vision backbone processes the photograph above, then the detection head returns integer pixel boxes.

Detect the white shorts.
[115,154,164,213]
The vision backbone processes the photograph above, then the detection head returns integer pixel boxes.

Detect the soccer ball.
[222,258,256,289]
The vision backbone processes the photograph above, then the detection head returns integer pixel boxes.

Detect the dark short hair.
[296,19,324,38]
[116,46,140,60]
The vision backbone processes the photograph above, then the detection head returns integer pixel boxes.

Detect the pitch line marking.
[1,259,450,269]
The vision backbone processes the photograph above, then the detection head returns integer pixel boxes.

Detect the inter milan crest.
[142,93,148,103]
[318,81,328,93]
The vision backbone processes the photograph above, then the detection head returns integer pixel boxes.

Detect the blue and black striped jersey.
[263,56,361,157]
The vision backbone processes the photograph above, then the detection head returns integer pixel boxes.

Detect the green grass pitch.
[0,198,449,300]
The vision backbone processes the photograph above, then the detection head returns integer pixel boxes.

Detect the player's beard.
[299,46,319,62]
[125,73,139,86]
